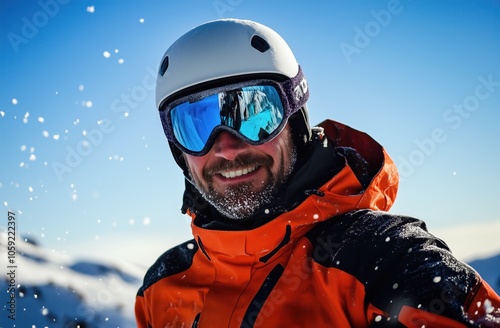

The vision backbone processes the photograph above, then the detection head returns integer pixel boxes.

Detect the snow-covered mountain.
[1,230,499,328]
[0,231,143,327]
[469,254,500,294]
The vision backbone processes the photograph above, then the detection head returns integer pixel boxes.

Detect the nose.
[211,131,246,160]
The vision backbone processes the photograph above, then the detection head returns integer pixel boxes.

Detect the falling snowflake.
[484,299,494,314]
[108,155,124,161]
[87,6,95,13]
[103,51,111,58]
[12,98,18,105]
[139,18,145,23]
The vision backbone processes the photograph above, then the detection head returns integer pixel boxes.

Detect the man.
[135,19,500,327]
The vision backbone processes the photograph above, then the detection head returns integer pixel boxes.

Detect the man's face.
[184,125,296,220]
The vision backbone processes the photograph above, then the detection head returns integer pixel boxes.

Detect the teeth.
[220,166,257,179]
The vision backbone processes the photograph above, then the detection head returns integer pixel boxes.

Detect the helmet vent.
[159,56,169,76]
[251,35,270,53]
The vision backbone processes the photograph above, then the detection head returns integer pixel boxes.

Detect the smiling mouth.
[219,166,258,179]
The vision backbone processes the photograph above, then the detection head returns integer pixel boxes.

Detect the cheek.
[259,129,294,171]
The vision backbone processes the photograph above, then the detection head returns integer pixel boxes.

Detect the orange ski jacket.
[135,120,500,327]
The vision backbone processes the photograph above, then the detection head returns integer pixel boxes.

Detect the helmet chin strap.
[298,105,312,143]
[169,141,189,176]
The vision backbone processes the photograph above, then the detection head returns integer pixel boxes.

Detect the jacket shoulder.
[306,209,479,322]
[137,239,198,296]
[305,209,437,263]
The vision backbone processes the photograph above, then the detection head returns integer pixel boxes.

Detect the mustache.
[203,153,273,180]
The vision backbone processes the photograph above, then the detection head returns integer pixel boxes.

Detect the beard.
[188,146,297,220]
[204,177,280,219]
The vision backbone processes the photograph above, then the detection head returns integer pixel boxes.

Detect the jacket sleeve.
[334,210,500,327]
[133,240,199,328]
[135,294,149,328]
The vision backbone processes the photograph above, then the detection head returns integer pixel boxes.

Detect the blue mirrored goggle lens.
[169,85,284,153]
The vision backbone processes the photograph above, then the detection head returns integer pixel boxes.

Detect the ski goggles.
[159,67,308,156]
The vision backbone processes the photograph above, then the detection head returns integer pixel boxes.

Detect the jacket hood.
[180,119,399,261]
[315,119,399,214]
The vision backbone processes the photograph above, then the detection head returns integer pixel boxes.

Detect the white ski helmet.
[156,18,301,108]
[156,19,311,169]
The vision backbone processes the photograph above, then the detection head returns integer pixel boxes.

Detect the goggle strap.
[282,66,309,117]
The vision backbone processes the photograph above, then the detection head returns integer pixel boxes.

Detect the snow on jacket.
[135,120,500,327]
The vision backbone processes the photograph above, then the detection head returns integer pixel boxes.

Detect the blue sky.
[1,0,499,267]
